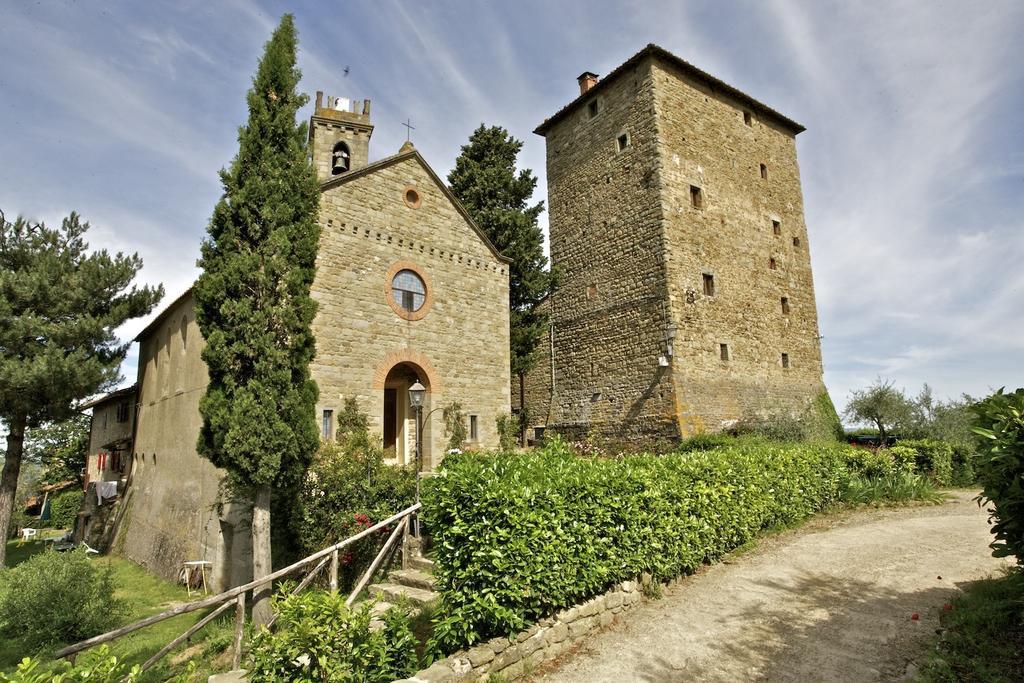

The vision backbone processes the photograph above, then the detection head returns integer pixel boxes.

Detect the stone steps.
[388,567,436,591]
[409,554,435,572]
[368,582,439,606]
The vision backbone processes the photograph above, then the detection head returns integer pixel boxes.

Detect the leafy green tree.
[0,211,161,566]
[24,413,91,484]
[193,14,320,624]
[448,126,557,443]
[442,402,467,452]
[844,378,916,443]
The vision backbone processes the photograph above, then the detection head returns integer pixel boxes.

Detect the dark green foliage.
[442,402,467,452]
[919,569,1024,682]
[246,590,418,682]
[23,415,90,486]
[336,397,371,452]
[49,489,84,530]
[899,439,954,486]
[291,441,415,590]
[422,437,851,651]
[950,443,976,487]
[0,209,161,567]
[972,388,1024,563]
[810,390,845,441]
[447,126,557,382]
[193,14,321,492]
[0,549,124,651]
[675,433,736,453]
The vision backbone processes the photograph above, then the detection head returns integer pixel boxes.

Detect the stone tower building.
[524,44,826,441]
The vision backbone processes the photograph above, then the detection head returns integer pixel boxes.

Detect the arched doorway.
[382,362,430,468]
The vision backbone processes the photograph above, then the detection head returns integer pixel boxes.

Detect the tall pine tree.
[0,211,162,566]
[448,126,557,442]
[194,15,320,624]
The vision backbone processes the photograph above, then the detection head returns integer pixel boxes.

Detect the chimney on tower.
[577,71,599,95]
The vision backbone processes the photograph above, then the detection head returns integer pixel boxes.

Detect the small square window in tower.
[743,111,752,126]
[616,133,629,152]
[769,257,778,270]
[793,236,801,247]
[781,353,790,368]
[772,219,782,236]
[781,297,790,314]
[690,185,703,209]
[588,99,599,119]
[760,163,768,180]
[702,273,715,297]
[720,343,730,361]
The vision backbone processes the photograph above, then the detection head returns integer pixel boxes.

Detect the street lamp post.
[408,380,426,537]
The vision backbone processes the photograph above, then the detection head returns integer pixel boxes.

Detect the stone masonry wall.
[313,151,511,469]
[651,59,826,434]
[397,579,647,683]
[541,56,680,443]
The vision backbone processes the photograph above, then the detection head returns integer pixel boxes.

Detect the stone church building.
[86,43,828,589]
[105,94,512,588]
[516,44,826,442]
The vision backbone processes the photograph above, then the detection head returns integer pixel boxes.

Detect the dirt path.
[532,492,1011,682]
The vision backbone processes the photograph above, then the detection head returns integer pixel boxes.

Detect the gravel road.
[532,492,1010,682]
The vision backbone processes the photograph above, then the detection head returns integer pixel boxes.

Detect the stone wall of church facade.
[533,51,826,442]
[313,153,511,468]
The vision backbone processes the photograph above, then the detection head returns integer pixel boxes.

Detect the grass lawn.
[919,567,1024,682]
[2,536,235,682]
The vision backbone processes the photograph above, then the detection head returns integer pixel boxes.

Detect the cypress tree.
[194,14,320,624]
[0,211,162,567]
[448,126,557,443]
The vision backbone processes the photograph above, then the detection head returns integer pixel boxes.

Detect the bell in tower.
[332,142,351,175]
[310,91,374,182]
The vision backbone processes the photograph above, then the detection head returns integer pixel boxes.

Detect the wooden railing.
[55,502,421,672]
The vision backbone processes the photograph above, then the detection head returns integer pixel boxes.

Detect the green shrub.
[49,489,84,530]
[291,440,415,591]
[675,432,735,453]
[843,447,895,479]
[950,443,977,487]
[885,445,918,474]
[443,402,467,452]
[900,439,954,486]
[423,437,851,651]
[246,590,418,682]
[495,413,518,452]
[840,473,945,505]
[972,388,1024,562]
[0,549,125,651]
[0,645,140,682]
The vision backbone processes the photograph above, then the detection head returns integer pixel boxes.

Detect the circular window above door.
[384,262,432,321]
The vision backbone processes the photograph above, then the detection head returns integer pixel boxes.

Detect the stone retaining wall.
[396,580,647,682]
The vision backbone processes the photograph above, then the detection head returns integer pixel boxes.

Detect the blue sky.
[1,0,1022,412]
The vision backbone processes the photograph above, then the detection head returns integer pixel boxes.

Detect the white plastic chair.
[20,528,38,544]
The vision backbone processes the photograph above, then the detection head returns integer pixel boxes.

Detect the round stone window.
[391,269,426,312]
[404,187,421,209]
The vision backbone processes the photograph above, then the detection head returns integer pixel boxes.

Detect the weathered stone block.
[466,645,495,668]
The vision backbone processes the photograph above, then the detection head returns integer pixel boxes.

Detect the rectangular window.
[772,219,781,236]
[321,409,334,440]
[792,236,801,247]
[720,343,730,361]
[760,163,768,179]
[470,415,479,442]
[743,111,752,126]
[588,99,599,118]
[702,273,715,296]
[690,185,703,209]
[781,297,790,314]
[769,257,777,270]
[116,401,130,423]
[781,353,790,368]
[616,133,629,152]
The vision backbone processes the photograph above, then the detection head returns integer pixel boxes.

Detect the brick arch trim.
[372,348,444,394]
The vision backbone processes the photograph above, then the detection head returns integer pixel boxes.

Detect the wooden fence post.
[330,549,339,594]
[232,591,245,670]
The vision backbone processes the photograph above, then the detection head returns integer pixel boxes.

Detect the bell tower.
[309,91,374,182]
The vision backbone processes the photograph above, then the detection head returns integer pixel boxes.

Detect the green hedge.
[423,438,852,650]
[49,489,83,530]
[900,439,953,486]
[972,388,1024,562]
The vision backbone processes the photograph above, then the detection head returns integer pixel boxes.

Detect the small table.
[20,528,38,544]
[181,561,212,597]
